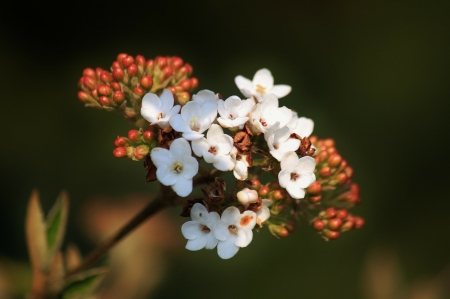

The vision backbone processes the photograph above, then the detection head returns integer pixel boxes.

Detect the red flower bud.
[258,186,270,197]
[249,178,261,190]
[133,87,145,97]
[284,220,296,232]
[116,53,128,65]
[269,224,289,238]
[110,82,121,91]
[336,209,348,219]
[309,195,321,204]
[112,68,124,81]
[145,59,154,73]
[83,68,96,78]
[100,70,113,83]
[122,55,134,67]
[113,91,125,105]
[143,130,155,142]
[190,77,199,90]
[82,76,97,90]
[77,91,91,102]
[334,173,348,185]
[170,56,183,69]
[271,189,285,201]
[98,96,111,106]
[325,207,336,218]
[313,219,325,231]
[328,153,342,167]
[176,92,190,105]
[319,166,332,177]
[135,55,146,68]
[328,218,342,231]
[163,66,173,79]
[97,84,111,96]
[270,204,286,215]
[140,75,153,90]
[344,166,353,177]
[307,181,321,195]
[127,64,138,77]
[128,129,141,142]
[354,217,365,229]
[156,56,167,68]
[134,145,150,160]
[179,79,191,90]
[324,229,340,240]
[323,139,335,147]
[113,147,127,158]
[114,136,129,147]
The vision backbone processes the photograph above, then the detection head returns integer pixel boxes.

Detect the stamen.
[256,84,266,94]
[290,172,299,181]
[208,146,217,154]
[170,162,184,173]
[201,225,210,232]
[228,225,238,234]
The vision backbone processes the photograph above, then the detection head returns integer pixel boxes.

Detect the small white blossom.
[235,68,291,102]
[249,94,293,134]
[265,126,300,161]
[230,147,249,181]
[217,96,254,130]
[278,152,316,199]
[236,188,258,206]
[181,203,220,251]
[256,199,273,226]
[213,207,257,259]
[169,99,217,140]
[191,124,235,171]
[140,89,180,128]
[287,114,314,138]
[150,138,198,197]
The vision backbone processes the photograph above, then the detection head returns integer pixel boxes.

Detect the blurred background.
[1,0,449,298]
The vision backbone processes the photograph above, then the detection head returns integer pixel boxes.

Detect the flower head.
[150,138,198,197]
[217,96,254,130]
[236,188,258,206]
[265,126,300,161]
[181,203,220,251]
[140,89,180,128]
[235,68,291,102]
[213,207,257,259]
[278,152,316,199]
[249,94,293,134]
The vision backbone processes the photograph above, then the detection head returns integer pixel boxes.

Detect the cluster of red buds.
[113,128,157,161]
[312,207,364,240]
[77,54,198,127]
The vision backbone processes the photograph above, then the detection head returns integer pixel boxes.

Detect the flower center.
[255,84,266,94]
[157,112,163,119]
[170,161,184,173]
[240,215,254,227]
[228,225,238,235]
[208,146,217,155]
[290,172,300,181]
[259,118,267,127]
[201,225,210,233]
[189,116,200,131]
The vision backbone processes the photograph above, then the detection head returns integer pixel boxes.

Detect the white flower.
[181,203,220,251]
[150,138,198,197]
[140,89,180,128]
[235,68,291,102]
[213,207,257,259]
[256,199,273,226]
[230,147,249,181]
[249,94,293,134]
[278,152,316,199]
[169,99,217,140]
[217,96,254,130]
[265,126,300,161]
[287,115,314,138]
[236,188,258,206]
[191,124,235,171]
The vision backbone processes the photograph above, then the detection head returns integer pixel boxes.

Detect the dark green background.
[1,0,449,298]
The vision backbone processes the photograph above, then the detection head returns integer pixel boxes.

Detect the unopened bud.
[328,218,342,231]
[354,217,365,229]
[324,229,340,240]
[83,68,96,78]
[112,68,124,81]
[135,55,146,68]
[249,178,261,190]
[114,136,129,147]
[134,145,150,160]
[128,129,141,142]
[163,66,173,79]
[179,79,191,90]
[284,220,296,232]
[98,96,111,106]
[334,172,348,185]
[336,209,348,219]
[113,91,125,105]
[191,77,199,90]
[116,53,127,65]
[122,55,134,67]
[139,75,153,90]
[97,84,111,96]
[325,207,336,218]
[323,139,335,147]
[145,60,154,73]
[341,220,354,231]
[271,189,285,201]
[270,204,286,215]
[258,186,270,197]
[309,195,321,204]
[319,166,332,177]
[133,87,145,97]
[100,71,113,83]
[113,147,127,158]
[344,166,353,177]
[110,82,121,91]
[176,92,190,105]
[127,64,138,77]
[143,130,155,142]
[237,188,259,205]
[269,224,289,238]
[313,219,325,231]
[156,56,167,68]
[170,56,183,69]
[77,91,91,102]
[307,181,321,195]
[328,153,342,167]
[82,76,97,90]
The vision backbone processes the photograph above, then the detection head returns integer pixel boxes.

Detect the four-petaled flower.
[213,207,257,259]
[181,203,220,250]
[191,124,235,171]
[141,89,180,128]
[217,95,254,131]
[278,152,316,199]
[249,94,293,134]
[150,138,198,197]
[235,68,291,103]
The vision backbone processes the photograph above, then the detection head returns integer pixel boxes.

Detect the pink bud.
[237,188,259,205]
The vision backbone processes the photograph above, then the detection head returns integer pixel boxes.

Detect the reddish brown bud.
[179,79,191,90]
[325,207,336,218]
[319,166,332,177]
[313,219,325,231]
[145,59,154,73]
[122,55,134,67]
[341,220,354,231]
[77,91,91,102]
[127,64,138,77]
[328,218,342,231]
[156,56,167,68]
[113,91,125,105]
[319,151,328,162]
[270,204,286,215]
[307,181,322,195]
[98,96,111,106]
[190,77,199,89]
[83,68,96,78]
[114,136,129,147]
[163,66,173,78]
[140,75,153,90]
[143,130,155,142]
[323,139,335,147]
[336,209,348,219]
[100,71,113,83]
[344,166,354,177]
[113,147,127,158]
[170,56,183,69]
[135,145,150,160]
[184,63,193,75]
[258,186,270,197]
[269,225,289,238]
[284,220,296,232]
[135,55,146,68]
[133,87,145,97]
[324,229,340,239]
[334,173,348,185]
[111,61,121,69]
[91,88,99,99]
[328,153,342,167]
[309,195,321,204]
[249,178,261,190]
[97,84,112,96]
[271,189,285,201]
[167,86,176,93]
[112,68,124,81]
[82,76,97,90]
[354,217,365,229]
[128,130,141,142]
[110,82,121,91]
[176,92,190,105]
[117,53,127,65]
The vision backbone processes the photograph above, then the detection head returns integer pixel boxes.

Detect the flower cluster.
[77,55,365,259]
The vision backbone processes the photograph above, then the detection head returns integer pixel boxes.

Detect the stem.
[64,197,167,279]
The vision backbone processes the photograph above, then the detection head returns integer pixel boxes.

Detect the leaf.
[48,251,65,295]
[25,189,48,272]
[46,190,69,260]
[62,268,108,299]
[65,244,82,273]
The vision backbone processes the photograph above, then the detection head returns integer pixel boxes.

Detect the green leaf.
[46,190,69,260]
[62,268,107,299]
[25,189,48,272]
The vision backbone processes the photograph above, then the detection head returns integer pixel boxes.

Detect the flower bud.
[344,166,353,177]
[145,59,154,73]
[179,79,191,90]
[190,77,199,90]
[170,56,183,69]
[258,186,270,197]
[354,217,365,229]
[334,173,348,185]
[112,68,124,81]
[163,66,173,79]
[313,219,325,231]
[114,136,129,147]
[127,64,138,77]
[134,145,150,160]
[83,68,96,78]
[176,92,190,106]
[135,55,146,68]
[133,87,145,97]
[336,209,348,219]
[97,84,112,96]
[319,166,332,177]
[341,220,354,231]
[140,75,153,90]
[143,130,155,142]
[284,220,296,232]
[77,91,92,102]
[113,91,125,105]
[237,188,259,205]
[110,82,121,91]
[324,229,340,240]
[325,207,336,218]
[271,189,285,201]
[249,178,261,190]
[328,218,342,231]
[100,70,113,83]
[270,204,286,215]
[98,96,111,106]
[128,129,141,142]
[269,225,289,238]
[82,76,97,90]
[309,195,321,204]
[328,153,342,167]
[122,55,134,67]
[307,181,321,195]
[113,147,127,158]
[156,56,167,68]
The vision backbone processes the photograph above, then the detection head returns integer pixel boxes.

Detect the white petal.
[233,161,248,180]
[235,76,253,97]
[190,203,209,224]
[156,166,177,186]
[296,156,316,173]
[205,232,219,250]
[220,206,240,224]
[193,89,216,105]
[213,155,235,171]
[286,182,306,199]
[172,176,192,197]
[253,68,273,90]
[213,221,230,241]
[159,89,175,112]
[191,138,209,157]
[182,131,204,141]
[278,169,291,188]
[201,100,218,123]
[257,206,270,223]
[235,227,253,248]
[169,114,191,133]
[150,147,171,168]
[217,240,240,259]
[170,138,192,158]
[294,117,314,138]
[269,85,291,98]
[238,98,255,116]
[206,124,223,141]
[181,156,199,179]
[142,93,162,109]
[181,221,201,239]
[181,101,202,121]
[238,211,257,229]
[296,172,316,189]
[280,151,299,170]
[217,100,227,118]
[186,235,208,251]
[207,212,220,229]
